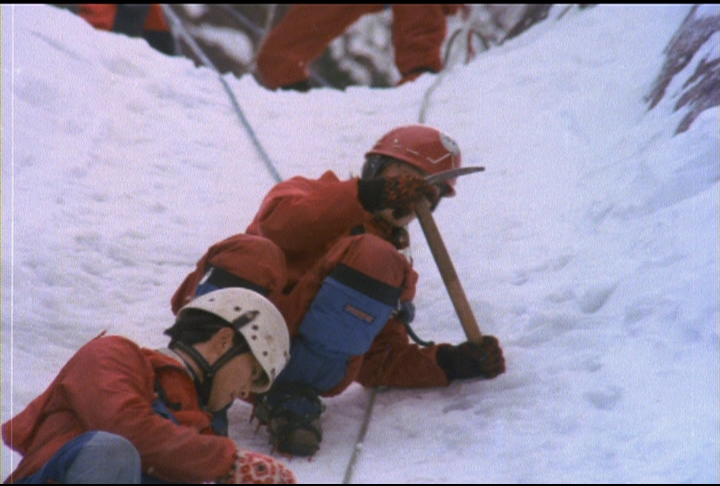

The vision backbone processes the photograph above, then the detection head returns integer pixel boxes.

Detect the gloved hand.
[436,336,506,381]
[222,450,297,484]
[358,175,439,215]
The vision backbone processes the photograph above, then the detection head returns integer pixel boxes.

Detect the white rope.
[342,387,380,484]
[419,13,476,124]
[160,5,283,183]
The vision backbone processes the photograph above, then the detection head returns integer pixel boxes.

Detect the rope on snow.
[419,12,478,124]
[160,4,283,184]
[342,387,380,484]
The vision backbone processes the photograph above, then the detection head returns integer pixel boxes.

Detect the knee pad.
[58,432,141,484]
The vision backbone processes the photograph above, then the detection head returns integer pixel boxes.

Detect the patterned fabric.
[229,451,297,484]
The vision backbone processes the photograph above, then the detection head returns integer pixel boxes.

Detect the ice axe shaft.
[416,171,484,344]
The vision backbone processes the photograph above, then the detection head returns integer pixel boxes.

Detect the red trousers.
[256,4,460,89]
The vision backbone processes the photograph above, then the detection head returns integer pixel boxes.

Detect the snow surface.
[2,4,718,484]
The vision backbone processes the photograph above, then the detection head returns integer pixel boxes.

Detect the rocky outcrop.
[646,5,719,134]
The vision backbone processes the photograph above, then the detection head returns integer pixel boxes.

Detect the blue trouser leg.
[256,263,403,454]
[275,263,402,392]
[16,431,141,484]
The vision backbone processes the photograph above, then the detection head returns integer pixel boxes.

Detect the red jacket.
[2,335,236,483]
[246,171,450,395]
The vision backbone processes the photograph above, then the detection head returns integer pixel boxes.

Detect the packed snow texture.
[2,4,718,484]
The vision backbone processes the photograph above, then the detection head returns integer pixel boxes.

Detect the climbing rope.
[160,4,283,184]
[342,387,380,484]
[419,12,479,124]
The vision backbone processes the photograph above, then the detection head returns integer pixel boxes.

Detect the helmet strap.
[170,339,250,407]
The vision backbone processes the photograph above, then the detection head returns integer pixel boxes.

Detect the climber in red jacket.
[171,124,506,458]
[3,287,295,484]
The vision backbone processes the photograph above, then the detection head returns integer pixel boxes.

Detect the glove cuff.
[435,344,458,381]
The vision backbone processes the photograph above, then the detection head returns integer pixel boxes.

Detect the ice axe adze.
[417,166,485,344]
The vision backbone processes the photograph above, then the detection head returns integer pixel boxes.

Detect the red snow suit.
[2,335,236,484]
[246,171,450,395]
[78,4,169,32]
[256,4,462,89]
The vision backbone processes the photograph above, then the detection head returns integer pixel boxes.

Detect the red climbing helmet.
[363,124,463,196]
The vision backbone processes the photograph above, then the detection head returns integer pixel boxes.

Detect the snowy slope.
[2,4,718,483]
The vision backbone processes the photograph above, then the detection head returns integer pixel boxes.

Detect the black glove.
[436,336,506,381]
[358,176,439,215]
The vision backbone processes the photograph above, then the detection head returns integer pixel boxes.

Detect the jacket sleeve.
[354,317,450,388]
[247,172,371,254]
[60,336,236,483]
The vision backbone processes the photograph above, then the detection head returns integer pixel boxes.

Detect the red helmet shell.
[365,125,462,196]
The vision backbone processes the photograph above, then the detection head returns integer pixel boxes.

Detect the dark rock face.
[646,5,719,134]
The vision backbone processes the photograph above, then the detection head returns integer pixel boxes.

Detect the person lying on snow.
[2,288,296,484]
[171,124,506,458]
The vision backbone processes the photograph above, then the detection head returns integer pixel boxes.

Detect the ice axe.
[416,166,485,344]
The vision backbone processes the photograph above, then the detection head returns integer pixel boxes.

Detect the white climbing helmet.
[177,288,291,393]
